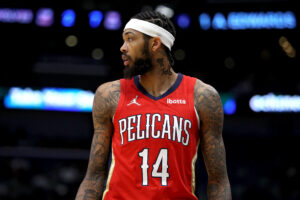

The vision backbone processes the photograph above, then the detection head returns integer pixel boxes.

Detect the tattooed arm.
[75,80,120,200]
[194,79,232,200]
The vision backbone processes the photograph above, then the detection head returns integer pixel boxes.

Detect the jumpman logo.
[127,95,141,106]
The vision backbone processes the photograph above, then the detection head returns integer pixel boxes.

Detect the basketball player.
[75,11,231,200]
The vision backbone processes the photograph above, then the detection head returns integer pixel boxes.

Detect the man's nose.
[120,42,127,53]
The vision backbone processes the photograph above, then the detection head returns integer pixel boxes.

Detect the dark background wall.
[0,0,299,199]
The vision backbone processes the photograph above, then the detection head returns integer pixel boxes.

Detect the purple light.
[0,8,33,24]
[104,11,121,30]
[35,8,54,27]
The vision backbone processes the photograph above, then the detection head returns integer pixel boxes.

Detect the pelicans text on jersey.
[102,73,200,200]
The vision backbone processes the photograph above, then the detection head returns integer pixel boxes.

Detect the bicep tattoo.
[194,80,225,175]
[88,81,120,175]
[76,81,120,200]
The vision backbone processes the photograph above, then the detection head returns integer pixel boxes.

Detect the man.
[75,11,231,200]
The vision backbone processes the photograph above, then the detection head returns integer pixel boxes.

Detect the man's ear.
[151,37,162,52]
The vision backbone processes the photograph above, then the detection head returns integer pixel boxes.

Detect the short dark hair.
[132,11,176,67]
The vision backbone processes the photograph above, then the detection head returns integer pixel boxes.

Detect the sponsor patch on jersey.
[167,98,186,104]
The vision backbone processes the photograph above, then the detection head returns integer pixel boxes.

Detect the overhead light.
[199,13,211,30]
[92,48,104,60]
[250,93,300,112]
[174,49,186,61]
[0,8,33,24]
[36,8,54,27]
[89,10,103,28]
[212,12,227,30]
[61,9,76,27]
[65,35,78,47]
[220,93,237,115]
[227,11,297,30]
[103,11,122,30]
[176,13,191,29]
[155,5,174,18]
[4,87,94,112]
[224,99,236,115]
[279,36,296,58]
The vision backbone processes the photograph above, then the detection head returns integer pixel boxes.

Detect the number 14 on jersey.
[138,148,170,186]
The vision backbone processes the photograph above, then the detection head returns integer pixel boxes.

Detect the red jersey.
[103,73,200,200]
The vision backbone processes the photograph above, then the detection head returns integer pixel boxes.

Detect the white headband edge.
[124,18,175,50]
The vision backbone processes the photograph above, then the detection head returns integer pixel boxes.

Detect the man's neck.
[139,67,178,97]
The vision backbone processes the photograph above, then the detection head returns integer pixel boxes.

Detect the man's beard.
[123,38,153,79]
[123,56,153,79]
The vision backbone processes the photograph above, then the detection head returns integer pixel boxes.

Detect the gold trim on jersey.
[194,106,200,130]
[102,147,115,200]
[191,140,200,195]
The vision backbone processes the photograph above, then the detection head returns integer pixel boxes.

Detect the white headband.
[124,18,175,50]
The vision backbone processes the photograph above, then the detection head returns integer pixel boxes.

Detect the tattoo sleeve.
[194,80,232,200]
[75,81,120,200]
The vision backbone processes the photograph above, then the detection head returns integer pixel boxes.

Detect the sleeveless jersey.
[103,73,200,200]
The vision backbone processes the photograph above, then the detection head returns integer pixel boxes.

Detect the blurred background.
[0,0,299,199]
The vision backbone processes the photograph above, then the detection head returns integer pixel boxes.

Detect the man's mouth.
[122,55,130,66]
